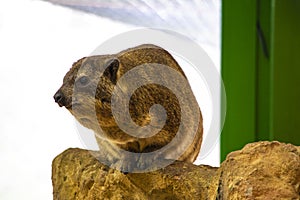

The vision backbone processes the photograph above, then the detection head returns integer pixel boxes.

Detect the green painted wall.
[270,0,300,143]
[221,0,300,161]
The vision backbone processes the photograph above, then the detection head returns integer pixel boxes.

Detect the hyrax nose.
[54,90,66,107]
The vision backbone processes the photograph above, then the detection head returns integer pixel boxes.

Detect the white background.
[0,0,221,199]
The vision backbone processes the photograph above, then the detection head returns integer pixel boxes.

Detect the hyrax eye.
[77,76,89,86]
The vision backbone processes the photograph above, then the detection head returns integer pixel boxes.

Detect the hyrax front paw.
[113,153,171,173]
[109,155,138,173]
[136,154,172,172]
[110,153,160,173]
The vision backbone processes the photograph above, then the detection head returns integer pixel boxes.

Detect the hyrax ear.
[104,58,119,84]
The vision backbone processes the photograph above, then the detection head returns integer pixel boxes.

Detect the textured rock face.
[52,141,300,200]
[52,148,219,200]
[219,141,300,200]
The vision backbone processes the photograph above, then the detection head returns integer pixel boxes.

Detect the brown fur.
[54,44,203,164]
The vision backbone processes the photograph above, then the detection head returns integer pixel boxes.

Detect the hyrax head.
[54,55,121,130]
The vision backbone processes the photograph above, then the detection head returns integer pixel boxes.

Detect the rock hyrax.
[54,44,203,170]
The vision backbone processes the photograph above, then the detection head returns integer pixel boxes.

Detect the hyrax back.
[54,44,203,164]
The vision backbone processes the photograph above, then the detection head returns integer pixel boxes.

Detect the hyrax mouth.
[64,103,72,109]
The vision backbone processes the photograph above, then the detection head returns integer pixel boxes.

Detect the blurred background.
[221,0,300,159]
[1,0,300,199]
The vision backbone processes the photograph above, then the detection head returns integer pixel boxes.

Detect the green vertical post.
[270,0,300,143]
[256,0,272,140]
[221,0,257,161]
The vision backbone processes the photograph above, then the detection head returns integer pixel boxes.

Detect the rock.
[219,141,300,200]
[52,141,300,199]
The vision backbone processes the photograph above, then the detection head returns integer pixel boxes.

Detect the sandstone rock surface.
[52,141,300,199]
